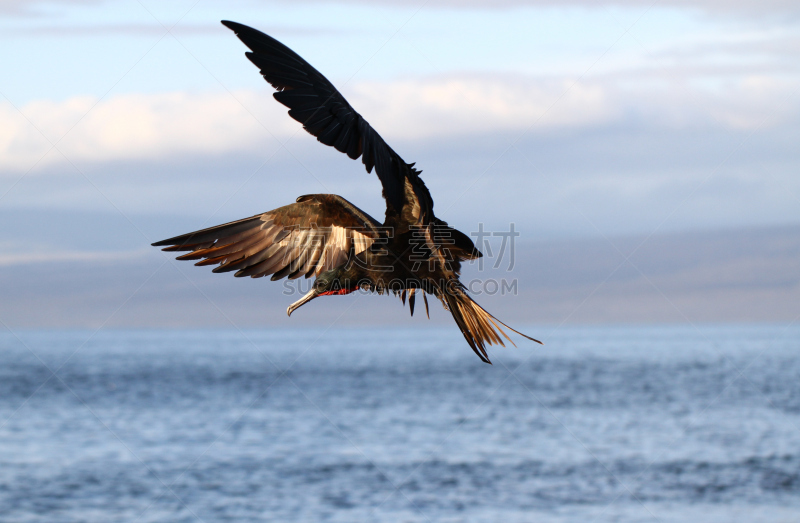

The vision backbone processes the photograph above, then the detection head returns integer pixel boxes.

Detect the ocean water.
[1,325,799,522]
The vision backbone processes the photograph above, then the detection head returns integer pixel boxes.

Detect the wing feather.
[221,20,433,228]
[153,194,381,280]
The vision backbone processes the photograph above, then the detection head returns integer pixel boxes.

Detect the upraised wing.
[152,194,381,280]
[221,20,434,231]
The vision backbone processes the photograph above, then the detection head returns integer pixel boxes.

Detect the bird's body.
[153,21,541,363]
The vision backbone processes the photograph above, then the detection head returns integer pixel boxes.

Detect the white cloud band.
[1,71,796,173]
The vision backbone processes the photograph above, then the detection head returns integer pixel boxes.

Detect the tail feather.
[443,286,542,364]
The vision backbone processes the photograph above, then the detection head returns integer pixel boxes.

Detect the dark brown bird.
[152,20,541,363]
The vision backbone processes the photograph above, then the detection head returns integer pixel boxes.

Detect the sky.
[1,0,798,327]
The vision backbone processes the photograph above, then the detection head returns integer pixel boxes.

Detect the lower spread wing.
[221,20,433,230]
[152,194,381,280]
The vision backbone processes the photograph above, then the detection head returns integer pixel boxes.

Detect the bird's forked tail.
[441,284,541,364]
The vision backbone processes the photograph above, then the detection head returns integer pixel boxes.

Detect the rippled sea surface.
[2,325,800,522]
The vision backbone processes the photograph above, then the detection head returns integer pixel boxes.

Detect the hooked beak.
[287,288,319,317]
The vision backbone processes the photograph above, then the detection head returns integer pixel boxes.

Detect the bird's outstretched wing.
[152,194,380,280]
[222,20,433,231]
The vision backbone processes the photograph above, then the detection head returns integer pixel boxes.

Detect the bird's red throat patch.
[318,288,356,297]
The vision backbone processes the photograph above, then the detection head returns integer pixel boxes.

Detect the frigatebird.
[153,21,541,363]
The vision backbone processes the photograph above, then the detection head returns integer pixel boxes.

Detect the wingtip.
[221,20,247,34]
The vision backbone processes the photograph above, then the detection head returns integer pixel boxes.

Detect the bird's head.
[286,267,358,316]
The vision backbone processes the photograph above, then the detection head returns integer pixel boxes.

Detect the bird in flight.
[153,20,541,363]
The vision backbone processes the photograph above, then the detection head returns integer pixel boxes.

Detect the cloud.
[251,0,800,15]
[0,90,292,172]
[353,76,615,139]
[0,248,148,266]
[1,68,797,173]
[3,0,799,18]
[433,0,800,11]
[0,23,348,38]
[2,23,224,36]
[0,0,100,15]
